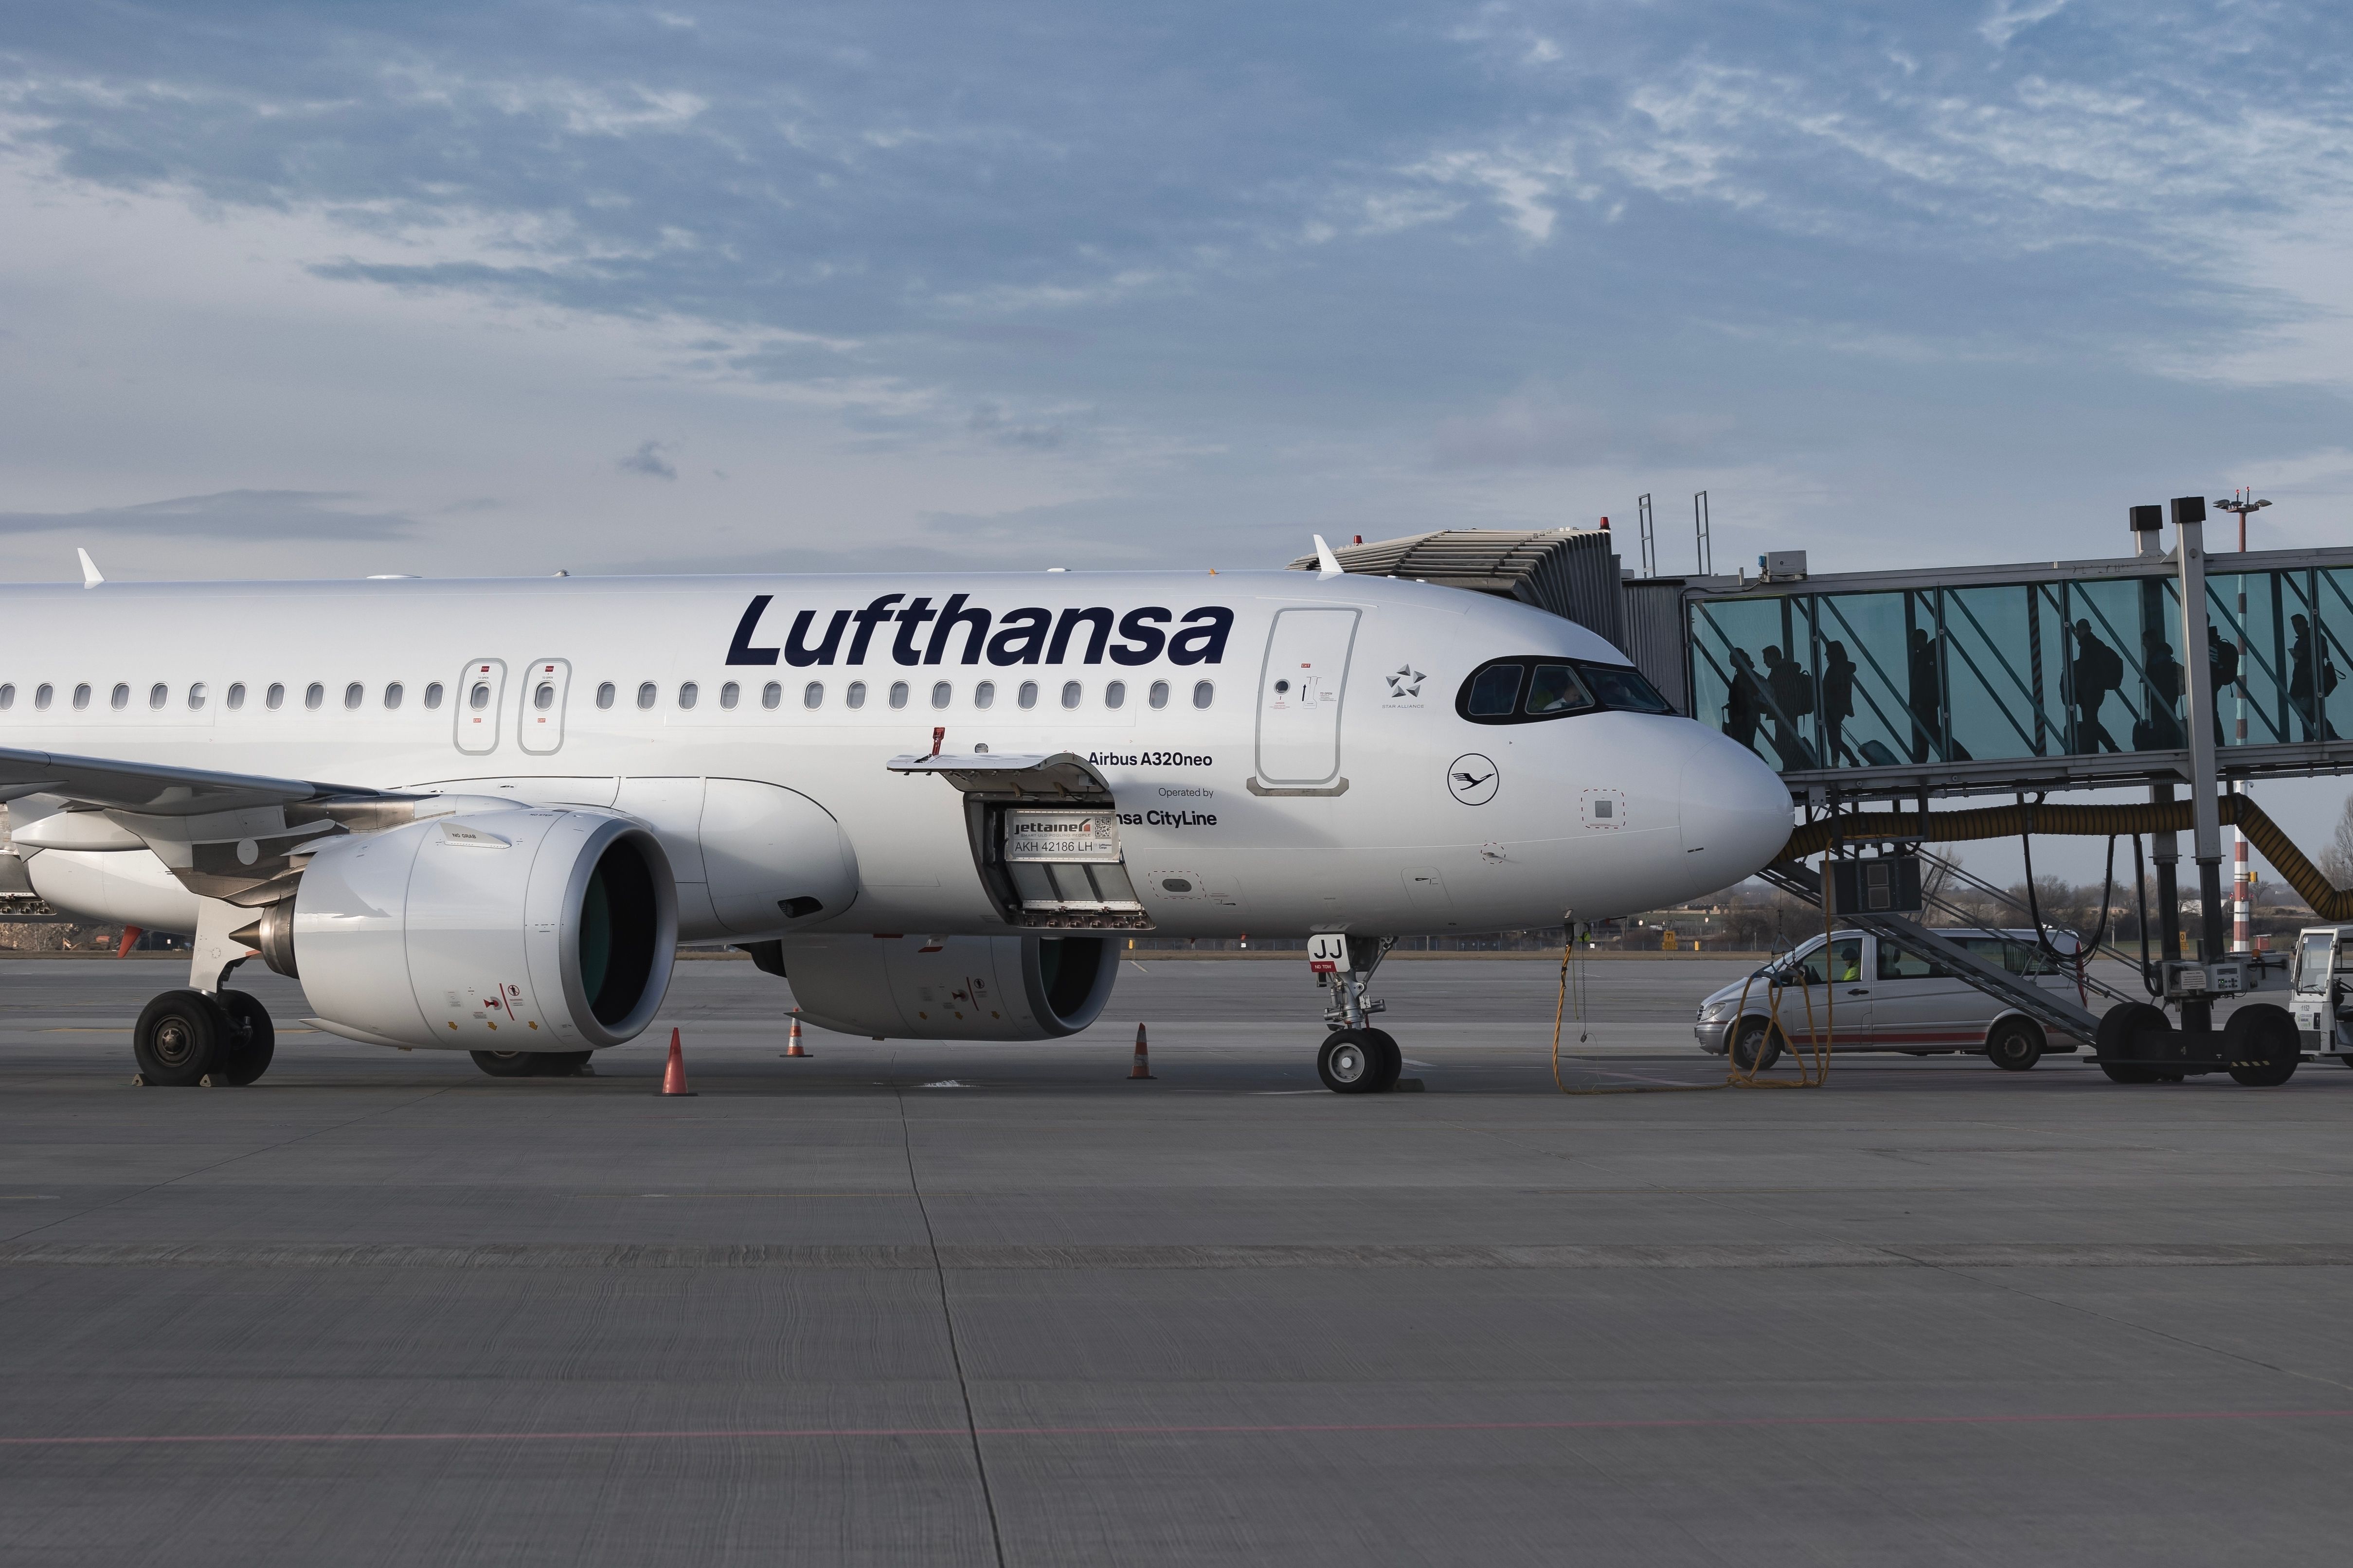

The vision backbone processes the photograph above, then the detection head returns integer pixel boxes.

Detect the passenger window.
[148,683,168,710]
[636,682,657,710]
[1105,680,1127,709]
[344,682,364,710]
[74,684,92,711]
[889,682,909,709]
[719,681,739,710]
[36,684,54,710]
[188,683,207,710]
[931,681,952,709]
[1019,681,1040,710]
[424,682,444,710]
[1149,680,1169,709]
[595,682,615,710]
[804,682,824,709]
[306,683,325,711]
[1523,664,1593,716]
[0,683,14,710]
[226,683,245,710]
[266,683,286,711]
[1192,680,1214,709]
[1877,942,1953,981]
[1466,664,1521,717]
[762,682,782,710]
[845,681,866,710]
[384,682,403,710]
[678,681,698,710]
[1797,939,1864,985]
[111,683,129,711]
[975,680,996,709]
[1061,680,1082,709]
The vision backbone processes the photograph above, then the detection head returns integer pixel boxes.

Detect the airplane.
[0,541,1792,1094]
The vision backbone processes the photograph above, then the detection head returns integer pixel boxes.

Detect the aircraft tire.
[1317,1030,1383,1094]
[2224,1004,2299,1087]
[211,991,276,1087]
[532,1051,594,1077]
[1986,1018,2045,1072]
[134,990,225,1087]
[469,1050,542,1078]
[1365,1029,1402,1092]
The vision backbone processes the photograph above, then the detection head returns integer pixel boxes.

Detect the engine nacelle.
[777,933,1117,1040]
[252,809,677,1051]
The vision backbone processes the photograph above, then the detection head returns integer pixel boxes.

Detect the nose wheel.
[1318,1028,1401,1093]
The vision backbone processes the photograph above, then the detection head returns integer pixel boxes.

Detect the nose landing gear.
[1314,935,1401,1093]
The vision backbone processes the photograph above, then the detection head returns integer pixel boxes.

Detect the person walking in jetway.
[2208,624,2239,749]
[2289,613,2338,742]
[2136,630,2182,751]
[1724,647,1764,754]
[1761,644,1817,771]
[2070,620,2124,754]
[1821,640,1860,767]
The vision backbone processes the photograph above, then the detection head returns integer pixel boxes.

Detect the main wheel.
[532,1051,594,1077]
[134,990,226,1087]
[2095,1001,2170,1084]
[1365,1029,1402,1092]
[1317,1030,1383,1094]
[211,991,276,1087]
[1729,1017,1785,1073]
[1986,1017,2045,1072]
[469,1050,542,1079]
[2224,1003,2300,1087]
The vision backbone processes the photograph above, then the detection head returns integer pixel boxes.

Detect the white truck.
[2288,926,2353,1066]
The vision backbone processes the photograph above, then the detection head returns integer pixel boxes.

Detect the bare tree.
[2322,792,2353,890]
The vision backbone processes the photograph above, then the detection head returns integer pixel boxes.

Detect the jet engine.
[242,809,677,1051]
[772,932,1116,1040]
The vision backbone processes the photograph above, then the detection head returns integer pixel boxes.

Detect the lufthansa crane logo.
[1447,753,1499,806]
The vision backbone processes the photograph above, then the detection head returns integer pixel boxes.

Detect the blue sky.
[1,0,2349,589]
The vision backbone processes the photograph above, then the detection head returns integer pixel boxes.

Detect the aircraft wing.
[0,744,381,816]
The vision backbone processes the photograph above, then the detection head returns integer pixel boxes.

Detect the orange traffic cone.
[784,1017,812,1058]
[661,1028,696,1096]
[1128,1022,1155,1080]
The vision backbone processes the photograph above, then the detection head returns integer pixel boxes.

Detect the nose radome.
[1678,732,1793,885]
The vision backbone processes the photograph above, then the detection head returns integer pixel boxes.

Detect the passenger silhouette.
[2137,631,2182,751]
[1906,627,1940,763]
[1821,640,1859,766]
[1724,648,1764,752]
[2208,624,2239,748]
[1761,644,1817,769]
[2289,613,2339,741]
[2070,620,2124,753]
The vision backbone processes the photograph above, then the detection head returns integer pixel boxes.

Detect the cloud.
[617,440,677,479]
[1433,389,1734,470]
[0,490,416,541]
[1980,1,2074,49]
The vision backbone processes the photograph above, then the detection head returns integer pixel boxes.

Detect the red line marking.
[6,1408,2353,1447]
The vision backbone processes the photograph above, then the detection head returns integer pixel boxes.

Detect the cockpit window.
[1466,664,1522,717]
[1456,656,1676,725]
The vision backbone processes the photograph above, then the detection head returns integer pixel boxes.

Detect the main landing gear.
[470,1050,594,1078]
[1315,935,1402,1094]
[129,900,277,1088]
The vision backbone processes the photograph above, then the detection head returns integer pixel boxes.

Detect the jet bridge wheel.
[133,990,226,1087]
[2095,1002,2173,1085]
[1318,1029,1400,1094]
[2223,1004,2299,1088]
[210,991,276,1087]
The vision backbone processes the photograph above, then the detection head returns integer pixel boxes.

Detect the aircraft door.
[1254,608,1359,789]
[454,659,506,756]
[518,659,572,756]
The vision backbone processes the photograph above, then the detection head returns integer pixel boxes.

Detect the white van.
[1694,927,2088,1071]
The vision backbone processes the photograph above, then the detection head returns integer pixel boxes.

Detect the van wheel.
[1730,1018,1785,1073]
[1986,1019,2044,1071]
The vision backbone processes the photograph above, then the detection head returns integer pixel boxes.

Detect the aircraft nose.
[1678,732,1793,884]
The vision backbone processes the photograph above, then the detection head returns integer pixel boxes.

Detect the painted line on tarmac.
[8,1407,2353,1448]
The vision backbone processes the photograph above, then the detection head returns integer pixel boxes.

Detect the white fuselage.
[0,570,1792,941]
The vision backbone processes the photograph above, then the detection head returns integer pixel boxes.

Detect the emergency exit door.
[1254,607,1359,788]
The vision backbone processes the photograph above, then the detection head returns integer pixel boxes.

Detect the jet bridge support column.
[2172,496,2228,1037]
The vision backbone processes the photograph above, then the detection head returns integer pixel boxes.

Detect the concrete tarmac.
[5,953,2353,1566]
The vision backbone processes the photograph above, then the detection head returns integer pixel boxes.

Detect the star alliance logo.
[1386,664,1426,698]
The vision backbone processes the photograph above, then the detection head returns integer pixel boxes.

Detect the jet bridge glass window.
[1455,658,1670,725]
[111,683,129,711]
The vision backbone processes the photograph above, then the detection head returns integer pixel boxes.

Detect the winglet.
[76,548,104,588]
[1312,534,1344,580]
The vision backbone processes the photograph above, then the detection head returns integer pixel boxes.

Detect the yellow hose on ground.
[1771,794,2351,920]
